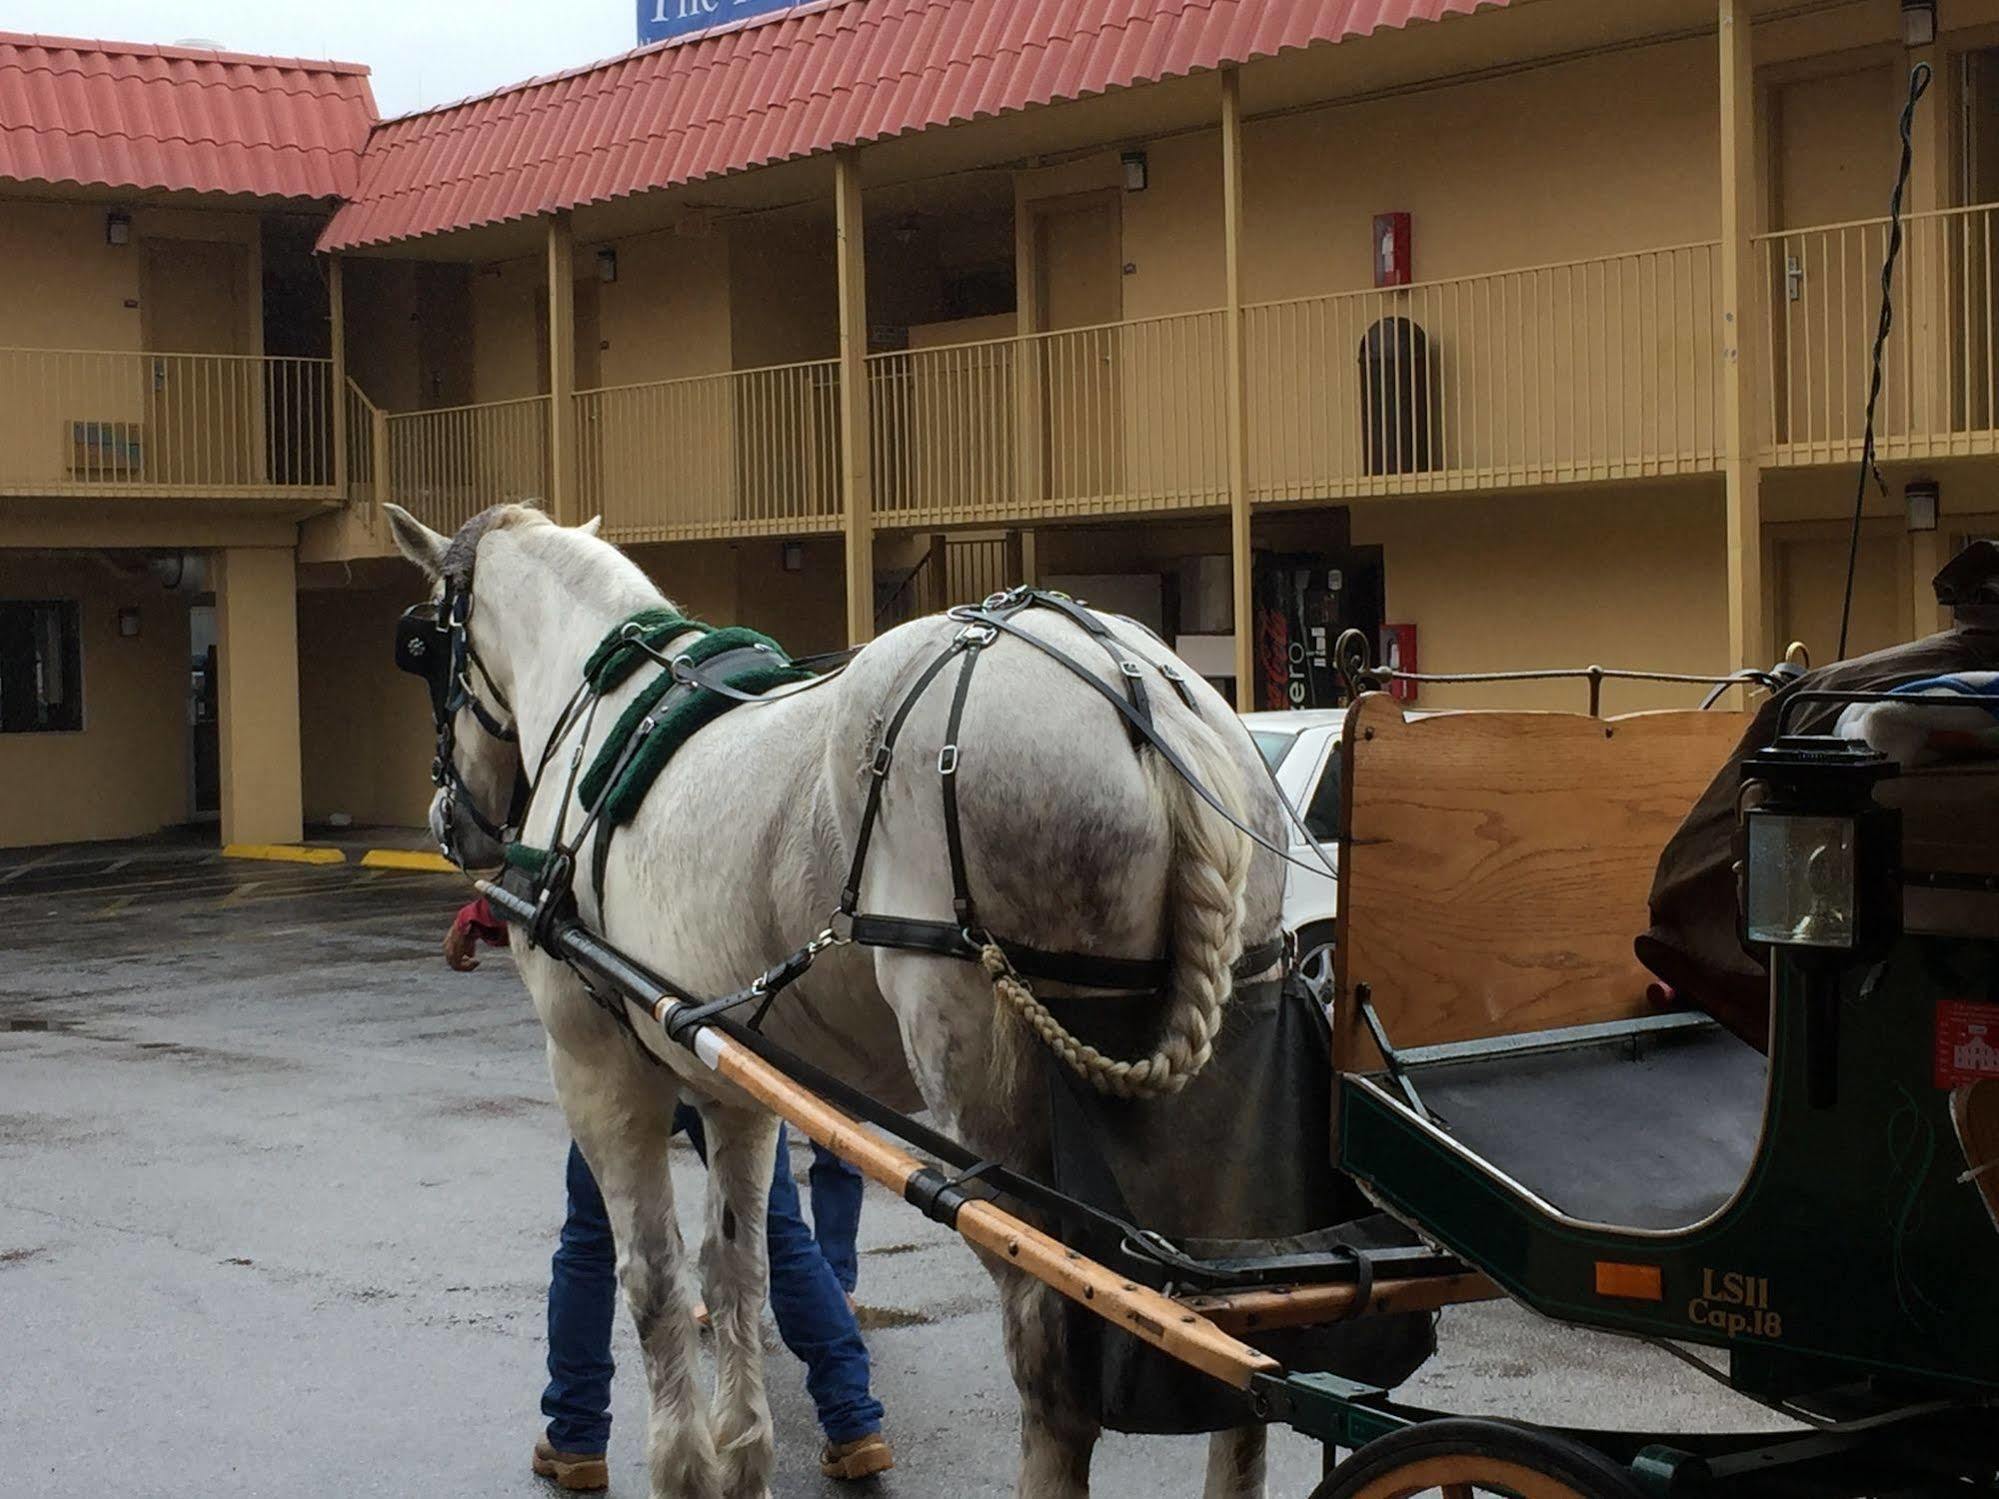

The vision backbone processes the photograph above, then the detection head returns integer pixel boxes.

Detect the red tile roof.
[321,0,1508,252]
[0,32,378,202]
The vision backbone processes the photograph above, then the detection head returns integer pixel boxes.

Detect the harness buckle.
[1118,659,1145,679]
[937,744,959,776]
[1159,662,1185,681]
[955,621,998,648]
[870,743,893,778]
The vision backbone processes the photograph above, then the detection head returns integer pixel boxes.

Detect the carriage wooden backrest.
[1331,693,1751,1073]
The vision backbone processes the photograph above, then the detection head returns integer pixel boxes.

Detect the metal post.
[1719,0,1765,675]
[835,150,876,646]
[547,212,578,523]
[328,254,348,498]
[1222,67,1255,710]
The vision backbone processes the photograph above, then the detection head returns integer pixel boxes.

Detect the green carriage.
[1260,688,1999,1497]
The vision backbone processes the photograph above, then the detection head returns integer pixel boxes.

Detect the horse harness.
[398,579,1295,1062]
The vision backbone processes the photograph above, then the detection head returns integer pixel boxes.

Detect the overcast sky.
[15,0,641,117]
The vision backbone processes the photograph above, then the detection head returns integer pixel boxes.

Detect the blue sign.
[638,0,833,47]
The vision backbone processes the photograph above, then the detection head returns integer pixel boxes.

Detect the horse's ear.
[384,504,449,578]
[577,514,604,537]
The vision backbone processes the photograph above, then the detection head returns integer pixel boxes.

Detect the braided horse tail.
[984,701,1252,1099]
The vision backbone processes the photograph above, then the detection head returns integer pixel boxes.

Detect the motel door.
[1035,196,1124,506]
[142,238,252,487]
[1769,66,1902,451]
[1774,530,1905,668]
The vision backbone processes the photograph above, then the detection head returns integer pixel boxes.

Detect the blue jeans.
[808,1144,863,1295]
[541,1120,882,1455]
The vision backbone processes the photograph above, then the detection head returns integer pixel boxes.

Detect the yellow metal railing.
[578,360,843,542]
[868,311,1230,527]
[1246,242,1724,501]
[1760,201,1999,464]
[0,347,337,495]
[386,394,551,535]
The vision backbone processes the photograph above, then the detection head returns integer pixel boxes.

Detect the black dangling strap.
[938,637,986,927]
[839,640,966,915]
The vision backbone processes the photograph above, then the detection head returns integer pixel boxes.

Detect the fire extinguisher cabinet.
[1359,316,1435,476]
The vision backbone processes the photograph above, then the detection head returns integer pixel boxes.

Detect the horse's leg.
[1203,1427,1267,1499]
[693,1101,780,1499]
[985,1256,1100,1499]
[547,1035,718,1499]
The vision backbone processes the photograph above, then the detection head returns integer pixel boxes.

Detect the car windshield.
[1250,729,1299,772]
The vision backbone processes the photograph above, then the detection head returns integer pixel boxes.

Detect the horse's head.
[384,502,547,870]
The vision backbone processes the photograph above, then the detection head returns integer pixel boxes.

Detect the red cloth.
[454,897,509,950]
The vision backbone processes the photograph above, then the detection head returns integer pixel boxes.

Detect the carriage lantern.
[1741,735,1900,954]
[1741,735,1900,1107]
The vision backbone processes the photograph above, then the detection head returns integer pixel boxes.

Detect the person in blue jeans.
[443,900,887,1489]
[533,1117,890,1490]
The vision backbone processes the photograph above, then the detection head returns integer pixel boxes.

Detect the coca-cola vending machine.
[1252,551,1383,711]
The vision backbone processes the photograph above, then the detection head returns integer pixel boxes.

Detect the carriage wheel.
[1312,1419,1646,1499]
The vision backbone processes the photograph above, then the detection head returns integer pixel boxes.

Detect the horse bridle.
[395,581,530,861]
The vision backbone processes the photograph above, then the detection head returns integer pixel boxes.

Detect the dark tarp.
[1043,973,1436,1434]
[1637,541,1999,1051]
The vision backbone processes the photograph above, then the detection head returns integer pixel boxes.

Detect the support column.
[1014,192,1046,516]
[1905,42,1951,637]
[836,150,876,645]
[546,212,579,524]
[1221,67,1255,710]
[215,547,303,848]
[329,254,348,496]
[1719,0,1766,674]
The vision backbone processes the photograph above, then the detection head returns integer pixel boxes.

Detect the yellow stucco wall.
[1349,482,1732,713]
[0,555,190,849]
[596,231,734,387]
[471,257,546,404]
[1067,32,1723,326]
[298,583,436,829]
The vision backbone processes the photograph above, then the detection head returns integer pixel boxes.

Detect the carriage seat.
[1331,693,1765,1231]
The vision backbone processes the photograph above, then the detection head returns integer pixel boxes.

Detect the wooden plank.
[1180,1272,1502,1336]
[1334,694,1750,1068]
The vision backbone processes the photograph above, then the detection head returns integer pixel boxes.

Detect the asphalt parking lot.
[0,842,1770,1497]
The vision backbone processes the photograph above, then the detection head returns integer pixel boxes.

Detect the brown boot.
[820,1432,894,1481]
[532,1436,609,1492]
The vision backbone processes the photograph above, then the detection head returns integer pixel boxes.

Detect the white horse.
[385,503,1288,1499]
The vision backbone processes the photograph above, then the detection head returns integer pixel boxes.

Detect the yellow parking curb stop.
[360,848,458,873]
[222,844,347,866]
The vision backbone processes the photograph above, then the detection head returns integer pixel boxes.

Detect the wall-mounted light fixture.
[595,248,618,284]
[1901,0,1938,48]
[1905,476,1941,532]
[1121,150,1149,193]
[781,540,806,573]
[105,211,132,246]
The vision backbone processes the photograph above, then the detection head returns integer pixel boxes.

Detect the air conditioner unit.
[70,420,144,475]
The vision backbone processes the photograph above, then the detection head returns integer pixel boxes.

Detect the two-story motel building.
[4,0,1998,852]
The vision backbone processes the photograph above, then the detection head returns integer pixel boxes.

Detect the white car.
[1243,708,1345,993]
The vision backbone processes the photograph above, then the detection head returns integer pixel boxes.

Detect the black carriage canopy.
[1639,539,1999,1052]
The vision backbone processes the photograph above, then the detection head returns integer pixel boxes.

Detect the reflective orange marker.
[1594,1261,1664,1301]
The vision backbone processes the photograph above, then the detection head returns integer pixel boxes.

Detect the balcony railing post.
[1719,0,1767,675]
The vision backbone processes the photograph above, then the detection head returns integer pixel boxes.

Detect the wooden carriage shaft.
[474,883,1284,1388]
